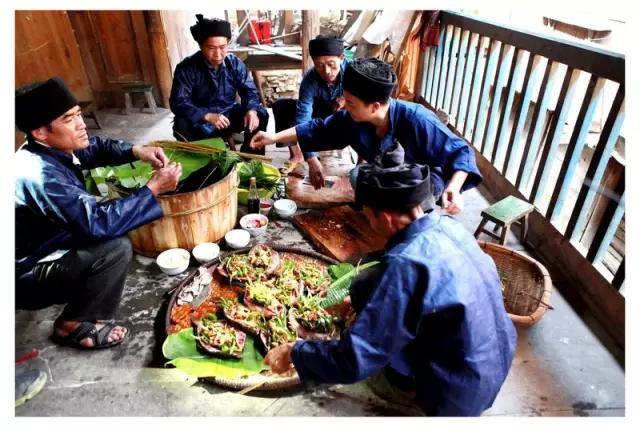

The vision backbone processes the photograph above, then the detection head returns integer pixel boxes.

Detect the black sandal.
[52,321,128,350]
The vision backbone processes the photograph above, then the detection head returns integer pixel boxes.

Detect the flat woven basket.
[164,245,337,391]
[478,241,552,327]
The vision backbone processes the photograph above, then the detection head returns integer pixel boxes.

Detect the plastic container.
[249,18,272,44]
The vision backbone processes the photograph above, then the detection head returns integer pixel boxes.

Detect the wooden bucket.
[129,165,238,257]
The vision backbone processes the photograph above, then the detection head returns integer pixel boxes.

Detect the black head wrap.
[355,141,434,212]
[190,14,232,43]
[15,77,79,133]
[309,35,344,58]
[343,57,397,103]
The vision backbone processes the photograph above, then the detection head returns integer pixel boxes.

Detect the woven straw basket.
[478,241,552,327]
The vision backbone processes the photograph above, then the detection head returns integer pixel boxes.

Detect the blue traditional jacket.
[296,60,349,160]
[15,137,163,276]
[169,51,265,127]
[291,212,517,416]
[295,99,483,194]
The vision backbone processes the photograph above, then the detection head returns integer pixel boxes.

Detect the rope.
[162,186,238,218]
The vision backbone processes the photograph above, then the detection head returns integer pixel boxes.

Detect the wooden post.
[282,10,295,44]
[236,10,250,46]
[301,10,320,72]
[145,11,173,108]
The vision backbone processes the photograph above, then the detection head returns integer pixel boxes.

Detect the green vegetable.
[328,263,356,280]
[320,261,380,308]
[238,160,279,193]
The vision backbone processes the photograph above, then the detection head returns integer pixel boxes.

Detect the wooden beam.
[244,54,302,71]
[282,10,295,44]
[145,11,173,108]
[301,10,320,72]
[249,44,302,61]
[236,10,249,46]
[67,11,107,104]
[130,11,159,91]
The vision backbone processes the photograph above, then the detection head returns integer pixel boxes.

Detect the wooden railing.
[415,11,625,349]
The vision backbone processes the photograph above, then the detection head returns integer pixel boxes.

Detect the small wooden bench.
[78,101,101,129]
[474,195,535,246]
[121,83,157,115]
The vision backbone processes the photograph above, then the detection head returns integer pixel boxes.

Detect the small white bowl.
[274,199,297,218]
[259,198,273,216]
[156,248,190,275]
[192,242,220,264]
[239,213,269,237]
[225,229,251,249]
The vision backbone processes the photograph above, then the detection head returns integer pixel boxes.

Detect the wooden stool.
[121,84,157,115]
[78,101,101,129]
[474,195,535,246]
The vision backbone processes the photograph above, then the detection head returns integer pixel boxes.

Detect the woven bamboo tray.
[478,241,552,327]
[164,245,337,391]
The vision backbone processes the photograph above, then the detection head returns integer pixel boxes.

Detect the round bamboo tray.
[478,241,552,327]
[129,164,238,257]
[164,245,338,391]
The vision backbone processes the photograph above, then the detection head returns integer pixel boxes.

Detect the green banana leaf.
[85,138,227,194]
[320,261,380,308]
[162,328,268,379]
[328,263,356,280]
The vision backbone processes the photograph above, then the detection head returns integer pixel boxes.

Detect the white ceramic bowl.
[274,199,297,218]
[259,198,273,216]
[225,229,251,249]
[239,213,269,237]
[192,242,220,264]
[156,248,190,275]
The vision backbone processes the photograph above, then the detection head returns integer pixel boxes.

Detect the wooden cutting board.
[287,175,354,209]
[292,205,386,263]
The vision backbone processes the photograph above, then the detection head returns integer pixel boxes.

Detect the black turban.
[355,141,434,212]
[190,14,232,43]
[309,35,344,58]
[15,77,79,133]
[343,57,397,103]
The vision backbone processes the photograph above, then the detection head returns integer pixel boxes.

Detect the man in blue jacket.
[290,35,348,187]
[170,14,268,155]
[251,57,480,215]
[264,142,517,416]
[15,77,182,349]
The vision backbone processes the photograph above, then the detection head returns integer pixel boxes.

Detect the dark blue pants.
[16,237,133,321]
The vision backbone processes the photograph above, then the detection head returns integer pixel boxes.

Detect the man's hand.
[146,162,182,196]
[244,110,260,132]
[132,146,169,169]
[250,131,277,151]
[307,157,325,190]
[334,96,345,111]
[204,112,230,130]
[441,188,464,215]
[264,342,295,374]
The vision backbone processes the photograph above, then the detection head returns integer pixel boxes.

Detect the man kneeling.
[264,142,517,416]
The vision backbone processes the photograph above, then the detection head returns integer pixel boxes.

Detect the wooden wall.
[16,10,172,110]
[15,11,92,100]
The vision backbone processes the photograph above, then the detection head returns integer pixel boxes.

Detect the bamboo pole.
[147,140,273,163]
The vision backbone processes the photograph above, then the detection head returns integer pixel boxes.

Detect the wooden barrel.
[129,165,238,257]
